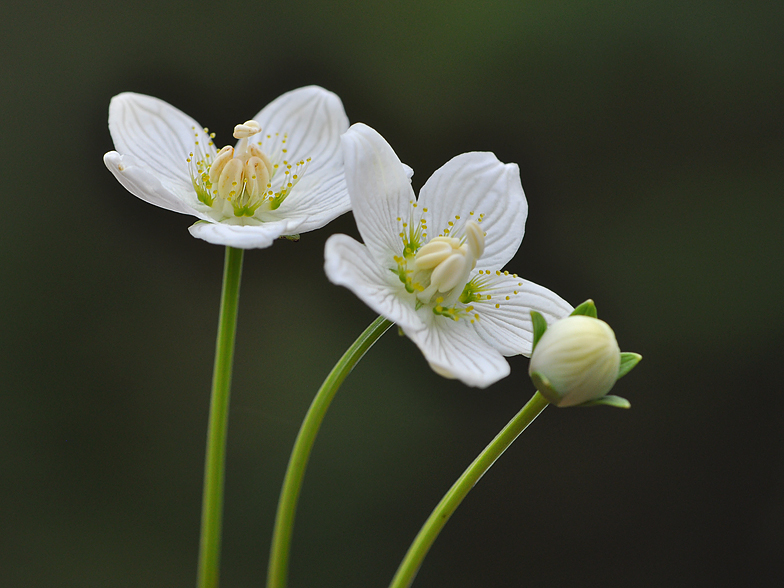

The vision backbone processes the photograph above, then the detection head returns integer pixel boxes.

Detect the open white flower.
[104,86,350,248]
[324,123,574,387]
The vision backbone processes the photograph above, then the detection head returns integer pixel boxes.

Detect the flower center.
[187,121,310,219]
[414,220,484,299]
[392,203,489,320]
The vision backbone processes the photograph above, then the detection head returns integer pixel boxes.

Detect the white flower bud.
[529,315,621,407]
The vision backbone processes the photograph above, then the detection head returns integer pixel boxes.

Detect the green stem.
[389,391,550,588]
[197,246,244,588]
[267,315,394,588]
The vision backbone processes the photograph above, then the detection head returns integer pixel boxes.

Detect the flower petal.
[418,153,527,270]
[108,92,209,205]
[470,273,574,356]
[250,87,350,233]
[251,86,348,176]
[275,171,351,234]
[104,151,198,216]
[402,315,510,388]
[188,217,304,249]
[340,123,416,265]
[324,234,424,331]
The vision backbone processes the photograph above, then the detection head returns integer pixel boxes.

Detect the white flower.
[104,86,350,249]
[324,123,573,388]
[528,315,621,406]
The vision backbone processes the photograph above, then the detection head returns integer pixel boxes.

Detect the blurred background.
[2,0,782,586]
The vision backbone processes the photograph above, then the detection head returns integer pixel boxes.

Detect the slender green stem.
[197,246,244,588]
[267,315,394,588]
[389,391,550,588]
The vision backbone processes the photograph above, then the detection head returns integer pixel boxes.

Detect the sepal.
[529,370,559,405]
[577,395,631,409]
[530,310,548,352]
[618,352,642,379]
[570,299,598,318]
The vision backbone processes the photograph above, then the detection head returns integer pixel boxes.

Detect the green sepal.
[577,395,631,409]
[530,311,548,352]
[397,326,406,337]
[281,234,300,242]
[570,299,598,318]
[529,371,559,405]
[617,352,642,379]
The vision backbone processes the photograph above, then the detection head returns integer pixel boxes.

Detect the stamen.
[249,143,273,176]
[415,239,457,269]
[463,221,485,259]
[209,146,234,186]
[430,252,470,293]
[187,121,311,221]
[217,158,243,201]
[244,156,270,200]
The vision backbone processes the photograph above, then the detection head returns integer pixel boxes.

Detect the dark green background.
[2,1,782,586]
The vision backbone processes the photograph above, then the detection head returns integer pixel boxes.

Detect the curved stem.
[389,391,550,588]
[267,315,394,588]
[197,246,244,588]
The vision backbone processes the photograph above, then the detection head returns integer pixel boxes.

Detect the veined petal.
[418,153,527,270]
[275,172,351,234]
[324,234,424,332]
[341,123,417,265]
[251,86,348,176]
[470,273,573,356]
[402,315,510,388]
[108,92,208,204]
[253,87,351,233]
[104,151,199,216]
[188,217,304,249]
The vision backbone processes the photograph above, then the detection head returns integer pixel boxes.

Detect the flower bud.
[529,315,621,407]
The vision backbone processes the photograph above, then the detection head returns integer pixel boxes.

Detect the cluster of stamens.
[392,203,496,321]
[187,121,310,219]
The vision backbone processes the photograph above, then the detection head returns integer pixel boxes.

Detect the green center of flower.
[393,204,491,321]
[187,121,310,220]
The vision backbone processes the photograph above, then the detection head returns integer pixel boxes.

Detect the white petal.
[108,92,208,205]
[251,86,348,175]
[275,171,351,234]
[418,152,527,270]
[470,273,574,356]
[340,123,416,265]
[104,151,198,216]
[188,218,303,249]
[251,87,350,233]
[403,315,510,388]
[324,234,424,332]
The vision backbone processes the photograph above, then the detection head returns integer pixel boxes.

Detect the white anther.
[464,220,485,260]
[430,251,470,293]
[429,236,459,246]
[244,156,270,199]
[415,240,455,269]
[233,120,262,139]
[217,158,244,201]
[249,143,274,177]
[209,146,234,186]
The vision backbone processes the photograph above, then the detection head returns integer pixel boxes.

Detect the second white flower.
[325,124,573,387]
